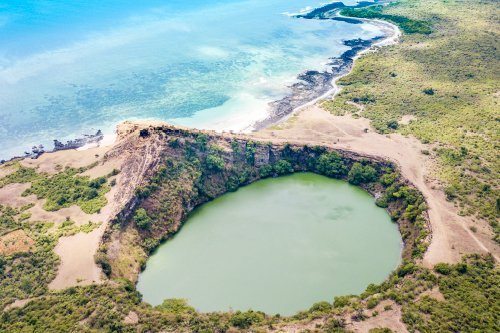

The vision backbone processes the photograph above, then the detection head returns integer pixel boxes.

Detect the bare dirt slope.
[48,122,169,289]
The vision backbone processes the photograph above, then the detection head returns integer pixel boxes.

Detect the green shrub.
[380,172,397,186]
[205,154,225,171]
[369,329,393,333]
[348,162,378,185]
[258,164,274,178]
[309,301,332,313]
[274,160,293,175]
[245,141,257,165]
[387,120,399,129]
[168,138,180,148]
[333,295,351,308]
[366,297,380,309]
[134,208,152,230]
[398,263,416,277]
[422,88,435,95]
[230,310,265,329]
[433,263,452,275]
[156,299,195,314]
[316,152,348,178]
[195,133,208,151]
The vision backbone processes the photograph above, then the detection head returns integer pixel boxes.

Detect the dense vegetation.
[1,251,497,332]
[403,255,499,332]
[341,5,432,34]
[0,163,114,214]
[326,0,500,240]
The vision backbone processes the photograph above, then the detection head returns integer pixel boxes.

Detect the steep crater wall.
[97,125,430,283]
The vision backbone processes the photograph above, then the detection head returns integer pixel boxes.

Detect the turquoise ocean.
[0,1,383,159]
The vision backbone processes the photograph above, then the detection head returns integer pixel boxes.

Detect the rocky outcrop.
[53,130,104,152]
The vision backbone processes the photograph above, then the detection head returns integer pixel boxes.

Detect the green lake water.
[137,173,402,315]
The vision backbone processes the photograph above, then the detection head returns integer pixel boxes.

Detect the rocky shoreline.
[253,1,397,130]
[1,130,103,163]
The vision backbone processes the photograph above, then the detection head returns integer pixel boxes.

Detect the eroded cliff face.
[96,124,429,282]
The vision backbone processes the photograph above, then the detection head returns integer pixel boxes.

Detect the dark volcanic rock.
[53,130,104,152]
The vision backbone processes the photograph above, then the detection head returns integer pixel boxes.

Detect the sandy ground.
[346,301,408,333]
[48,222,107,289]
[3,298,38,312]
[250,105,500,266]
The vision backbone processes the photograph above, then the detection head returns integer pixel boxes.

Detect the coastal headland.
[0,0,498,332]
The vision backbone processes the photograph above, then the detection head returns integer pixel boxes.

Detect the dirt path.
[250,105,499,266]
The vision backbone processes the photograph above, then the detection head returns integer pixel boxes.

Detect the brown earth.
[0,229,35,255]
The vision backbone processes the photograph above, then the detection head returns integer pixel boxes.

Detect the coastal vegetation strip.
[340,5,432,34]
[323,0,500,241]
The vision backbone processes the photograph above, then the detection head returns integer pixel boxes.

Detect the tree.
[387,119,399,129]
[274,160,293,175]
[134,208,152,230]
[316,152,348,178]
[230,310,265,329]
[258,164,273,178]
[156,299,195,314]
[347,162,378,185]
[205,154,225,171]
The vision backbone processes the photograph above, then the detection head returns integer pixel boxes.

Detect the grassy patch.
[0,164,110,214]
[403,255,499,332]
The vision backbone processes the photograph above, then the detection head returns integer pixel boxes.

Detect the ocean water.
[0,0,382,159]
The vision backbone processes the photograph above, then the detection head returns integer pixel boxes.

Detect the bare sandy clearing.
[0,183,32,208]
[2,298,38,312]
[346,301,408,333]
[20,144,111,174]
[45,125,168,289]
[49,222,107,290]
[0,163,17,178]
[399,115,416,125]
